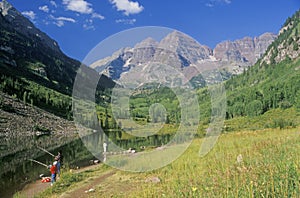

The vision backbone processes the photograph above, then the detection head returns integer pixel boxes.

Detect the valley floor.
[16,126,300,198]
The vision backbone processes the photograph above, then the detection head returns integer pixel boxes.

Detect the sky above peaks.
[7,0,300,62]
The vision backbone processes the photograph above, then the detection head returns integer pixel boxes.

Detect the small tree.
[246,100,263,116]
[118,130,122,139]
[23,91,27,104]
[293,43,299,51]
[0,94,3,108]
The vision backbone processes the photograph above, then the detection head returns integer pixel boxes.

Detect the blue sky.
[8,0,300,62]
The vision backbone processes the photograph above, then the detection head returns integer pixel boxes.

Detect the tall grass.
[31,127,300,197]
[129,128,300,197]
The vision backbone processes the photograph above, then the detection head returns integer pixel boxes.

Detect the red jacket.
[50,165,56,174]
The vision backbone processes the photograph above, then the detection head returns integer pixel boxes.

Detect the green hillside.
[225,9,300,119]
[0,3,115,119]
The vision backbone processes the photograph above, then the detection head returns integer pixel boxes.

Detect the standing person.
[50,161,57,186]
[55,150,63,177]
[103,142,107,162]
[103,142,107,153]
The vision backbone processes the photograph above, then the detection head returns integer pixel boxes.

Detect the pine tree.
[23,91,27,104]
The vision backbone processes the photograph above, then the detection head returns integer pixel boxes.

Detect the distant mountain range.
[90,30,277,87]
[0,0,278,90]
[0,0,298,97]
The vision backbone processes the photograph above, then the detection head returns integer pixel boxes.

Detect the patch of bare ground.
[61,171,116,198]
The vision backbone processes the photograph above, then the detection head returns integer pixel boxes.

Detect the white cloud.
[115,18,136,25]
[50,1,57,8]
[110,0,144,15]
[21,11,36,20]
[54,20,65,27]
[39,5,49,13]
[83,19,95,30]
[63,0,93,14]
[83,23,95,30]
[205,0,232,7]
[50,15,76,27]
[92,13,105,20]
[61,0,105,28]
[43,19,50,25]
[56,16,76,23]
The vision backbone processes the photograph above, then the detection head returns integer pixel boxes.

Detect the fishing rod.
[28,159,49,168]
[37,145,55,157]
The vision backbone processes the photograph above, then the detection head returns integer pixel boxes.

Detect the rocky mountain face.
[0,0,60,53]
[90,31,276,87]
[0,0,115,95]
[214,33,277,64]
[0,0,76,93]
[261,10,300,65]
[154,31,213,67]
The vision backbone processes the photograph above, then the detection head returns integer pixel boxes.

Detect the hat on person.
[53,161,57,165]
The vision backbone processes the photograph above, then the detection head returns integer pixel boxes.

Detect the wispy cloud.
[21,11,36,20]
[50,15,76,27]
[39,5,49,13]
[83,19,95,30]
[115,18,136,25]
[92,13,105,20]
[56,16,76,23]
[83,23,95,30]
[205,0,232,7]
[31,0,104,29]
[50,1,57,8]
[110,0,144,16]
[61,0,105,28]
[63,0,93,14]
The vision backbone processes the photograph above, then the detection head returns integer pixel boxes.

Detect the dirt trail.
[61,171,116,198]
[19,180,50,198]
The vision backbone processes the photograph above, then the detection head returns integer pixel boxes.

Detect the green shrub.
[272,118,296,129]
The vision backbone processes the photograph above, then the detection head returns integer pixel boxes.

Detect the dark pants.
[56,161,61,175]
[51,173,56,184]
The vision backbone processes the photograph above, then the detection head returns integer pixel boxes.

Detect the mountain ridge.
[0,0,115,119]
[260,10,300,65]
[0,0,61,53]
[90,31,277,87]
[0,0,115,93]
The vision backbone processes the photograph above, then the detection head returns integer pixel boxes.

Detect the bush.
[33,125,51,132]
[272,118,296,129]
[279,100,292,109]
[293,43,299,51]
[246,100,263,116]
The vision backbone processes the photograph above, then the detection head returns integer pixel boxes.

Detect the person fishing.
[50,161,57,186]
[55,150,63,177]
[37,146,63,177]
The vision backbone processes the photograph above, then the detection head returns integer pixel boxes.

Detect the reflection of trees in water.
[0,133,75,174]
[82,130,175,156]
[0,128,189,197]
[0,134,93,197]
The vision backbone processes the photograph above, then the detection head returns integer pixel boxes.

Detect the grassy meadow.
[18,108,300,198]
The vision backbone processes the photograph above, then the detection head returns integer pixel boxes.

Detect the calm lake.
[0,128,173,197]
[0,132,94,198]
